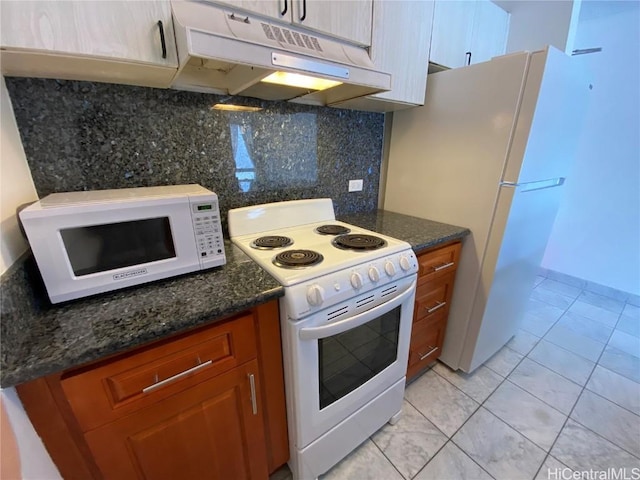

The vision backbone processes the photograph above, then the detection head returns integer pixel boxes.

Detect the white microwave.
[19,184,226,304]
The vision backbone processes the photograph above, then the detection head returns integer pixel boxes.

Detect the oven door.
[285,275,416,448]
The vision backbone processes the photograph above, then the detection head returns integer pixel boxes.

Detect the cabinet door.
[368,0,435,105]
[430,1,476,68]
[84,360,269,480]
[330,1,434,111]
[0,1,177,67]
[211,0,285,22]
[470,0,509,65]
[292,0,372,46]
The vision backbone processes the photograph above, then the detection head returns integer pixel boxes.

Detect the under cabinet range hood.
[170,0,391,106]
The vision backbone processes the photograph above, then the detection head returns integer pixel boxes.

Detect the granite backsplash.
[5,78,385,233]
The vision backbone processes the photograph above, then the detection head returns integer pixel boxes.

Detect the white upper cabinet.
[0,1,178,87]
[430,0,509,68]
[336,0,435,112]
[291,0,372,46]
[430,1,475,69]
[212,0,372,46]
[470,0,510,64]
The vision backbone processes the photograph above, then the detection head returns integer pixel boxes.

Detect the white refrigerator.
[384,46,591,373]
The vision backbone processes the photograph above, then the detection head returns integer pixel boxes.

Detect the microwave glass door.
[60,217,176,276]
[318,306,401,409]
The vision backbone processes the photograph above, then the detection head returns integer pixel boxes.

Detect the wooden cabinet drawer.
[417,242,461,285]
[414,271,455,323]
[407,310,447,380]
[62,313,257,432]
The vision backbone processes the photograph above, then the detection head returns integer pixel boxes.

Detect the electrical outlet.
[348,179,363,192]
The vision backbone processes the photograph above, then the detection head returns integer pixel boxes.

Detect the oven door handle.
[298,279,417,341]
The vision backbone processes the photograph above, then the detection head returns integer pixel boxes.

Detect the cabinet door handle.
[300,0,307,21]
[248,373,258,415]
[426,301,446,314]
[419,346,438,361]
[433,262,454,272]
[142,360,212,394]
[465,51,472,65]
[157,20,167,59]
[281,0,288,16]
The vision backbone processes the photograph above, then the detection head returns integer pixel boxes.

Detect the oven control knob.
[306,284,325,306]
[350,272,363,290]
[368,266,380,283]
[384,261,396,277]
[399,256,412,271]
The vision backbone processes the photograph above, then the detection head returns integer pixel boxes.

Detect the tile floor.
[275,274,640,480]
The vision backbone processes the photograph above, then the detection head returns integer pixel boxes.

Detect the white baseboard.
[538,268,640,307]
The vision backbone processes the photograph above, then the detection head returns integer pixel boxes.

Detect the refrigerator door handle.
[500,177,565,192]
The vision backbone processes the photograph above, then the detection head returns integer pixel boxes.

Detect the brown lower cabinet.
[16,299,288,480]
[84,360,268,480]
[407,241,462,381]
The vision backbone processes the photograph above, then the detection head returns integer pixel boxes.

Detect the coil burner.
[251,236,293,250]
[315,225,352,235]
[273,250,324,268]
[332,234,387,251]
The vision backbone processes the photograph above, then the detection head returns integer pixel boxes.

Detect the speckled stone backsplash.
[5,78,384,232]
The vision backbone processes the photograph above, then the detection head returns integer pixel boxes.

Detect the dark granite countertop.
[0,241,283,388]
[339,210,470,253]
[0,210,468,388]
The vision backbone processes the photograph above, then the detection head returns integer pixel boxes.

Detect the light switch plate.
[348,179,363,192]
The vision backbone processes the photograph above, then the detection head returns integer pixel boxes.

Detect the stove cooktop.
[231,220,413,287]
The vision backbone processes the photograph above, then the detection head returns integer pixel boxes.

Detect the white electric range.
[229,198,418,480]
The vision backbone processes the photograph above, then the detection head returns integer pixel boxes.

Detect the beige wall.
[0,76,38,275]
[542,2,640,294]
[494,0,582,54]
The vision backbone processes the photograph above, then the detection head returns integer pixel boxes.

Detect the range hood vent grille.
[261,23,324,53]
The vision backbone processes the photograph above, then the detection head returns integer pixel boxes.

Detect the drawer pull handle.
[142,360,213,394]
[426,301,446,314]
[248,373,258,415]
[419,346,438,361]
[433,262,455,272]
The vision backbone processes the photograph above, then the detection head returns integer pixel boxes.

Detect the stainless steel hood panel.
[171,0,391,105]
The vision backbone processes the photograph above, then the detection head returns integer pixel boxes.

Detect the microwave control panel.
[191,198,226,267]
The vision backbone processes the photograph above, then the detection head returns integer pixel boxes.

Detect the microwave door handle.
[298,279,417,341]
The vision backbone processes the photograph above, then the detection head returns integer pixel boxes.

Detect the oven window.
[318,306,400,409]
[60,217,176,276]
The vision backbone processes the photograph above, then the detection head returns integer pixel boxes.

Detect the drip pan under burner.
[273,250,324,269]
[251,235,293,250]
[315,224,352,235]
[332,234,387,251]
